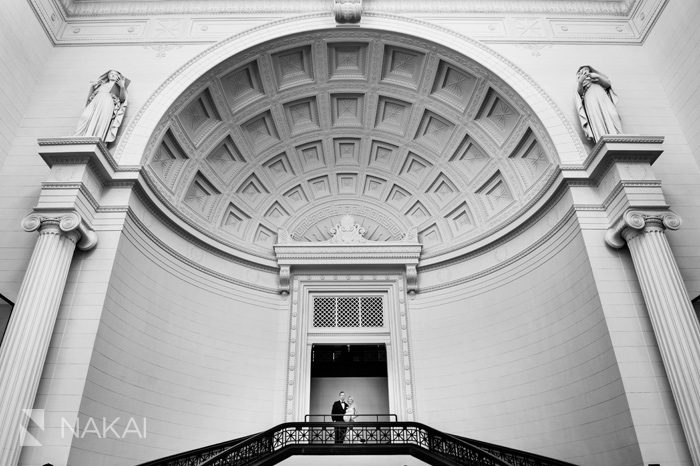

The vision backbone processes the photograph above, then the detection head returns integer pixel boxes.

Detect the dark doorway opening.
[311,344,387,377]
[309,343,390,421]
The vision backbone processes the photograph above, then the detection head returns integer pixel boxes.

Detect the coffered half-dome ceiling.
[143,29,560,263]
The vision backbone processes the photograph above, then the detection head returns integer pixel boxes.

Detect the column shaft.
[625,224,700,465]
[0,222,79,466]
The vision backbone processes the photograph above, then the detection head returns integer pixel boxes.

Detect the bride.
[343,396,358,443]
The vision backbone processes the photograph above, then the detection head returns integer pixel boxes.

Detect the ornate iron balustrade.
[137,421,577,466]
[138,435,255,466]
[304,413,398,422]
[454,435,576,466]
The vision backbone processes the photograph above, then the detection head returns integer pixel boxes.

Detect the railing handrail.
[453,434,577,466]
[136,433,256,466]
[138,419,578,466]
[304,413,398,422]
[194,421,565,466]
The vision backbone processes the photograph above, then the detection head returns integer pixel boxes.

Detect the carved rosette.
[605,210,681,249]
[333,0,362,24]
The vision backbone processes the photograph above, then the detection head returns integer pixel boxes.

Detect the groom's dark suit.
[331,399,347,443]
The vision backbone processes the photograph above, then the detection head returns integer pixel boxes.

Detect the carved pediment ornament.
[274,215,421,295]
[328,214,366,243]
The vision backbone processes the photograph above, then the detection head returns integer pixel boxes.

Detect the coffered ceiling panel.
[144,29,560,262]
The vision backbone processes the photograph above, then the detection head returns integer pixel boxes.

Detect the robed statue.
[575,65,622,142]
[74,70,130,143]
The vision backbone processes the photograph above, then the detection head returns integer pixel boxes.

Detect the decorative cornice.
[28,0,667,45]
[136,170,280,268]
[22,211,98,250]
[594,179,664,216]
[125,208,279,293]
[418,173,569,272]
[130,183,280,271]
[56,0,636,17]
[605,209,681,248]
[39,182,102,211]
[591,135,665,147]
[420,203,578,292]
[561,135,665,184]
[37,137,141,184]
[274,221,422,294]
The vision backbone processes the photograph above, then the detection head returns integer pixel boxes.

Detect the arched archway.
[122,19,585,269]
[116,15,586,170]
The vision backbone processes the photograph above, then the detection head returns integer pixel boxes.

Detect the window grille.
[312,296,384,328]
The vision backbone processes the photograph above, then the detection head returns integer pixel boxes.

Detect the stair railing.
[137,420,577,466]
[198,421,516,466]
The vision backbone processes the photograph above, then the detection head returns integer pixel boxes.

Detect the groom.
[331,391,347,444]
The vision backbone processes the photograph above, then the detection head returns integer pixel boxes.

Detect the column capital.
[21,211,98,251]
[605,209,681,248]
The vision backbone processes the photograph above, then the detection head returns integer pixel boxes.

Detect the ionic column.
[0,212,97,466]
[607,210,700,465]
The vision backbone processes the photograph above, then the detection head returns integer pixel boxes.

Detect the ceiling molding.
[28,0,667,45]
[60,0,637,17]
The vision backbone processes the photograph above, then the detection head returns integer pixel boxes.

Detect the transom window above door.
[312,296,384,328]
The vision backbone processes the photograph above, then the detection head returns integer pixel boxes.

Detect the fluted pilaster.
[0,212,96,466]
[607,210,700,465]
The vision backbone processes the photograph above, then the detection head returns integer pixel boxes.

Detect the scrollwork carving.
[20,214,44,233]
[279,265,291,295]
[624,210,647,230]
[605,209,682,249]
[406,265,418,295]
[662,212,682,230]
[21,211,98,251]
[328,214,367,243]
[59,212,82,232]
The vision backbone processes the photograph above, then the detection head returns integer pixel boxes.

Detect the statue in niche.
[74,70,130,143]
[575,65,622,142]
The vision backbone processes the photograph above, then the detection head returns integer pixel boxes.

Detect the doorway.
[309,344,390,421]
[286,277,415,422]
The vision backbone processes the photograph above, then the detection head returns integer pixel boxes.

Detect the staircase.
[137,421,577,466]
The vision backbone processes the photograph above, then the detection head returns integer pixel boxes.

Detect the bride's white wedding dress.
[344,404,359,443]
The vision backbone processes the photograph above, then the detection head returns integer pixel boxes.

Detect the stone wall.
[66,214,287,464]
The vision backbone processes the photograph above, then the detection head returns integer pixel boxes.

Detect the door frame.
[285,273,416,422]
